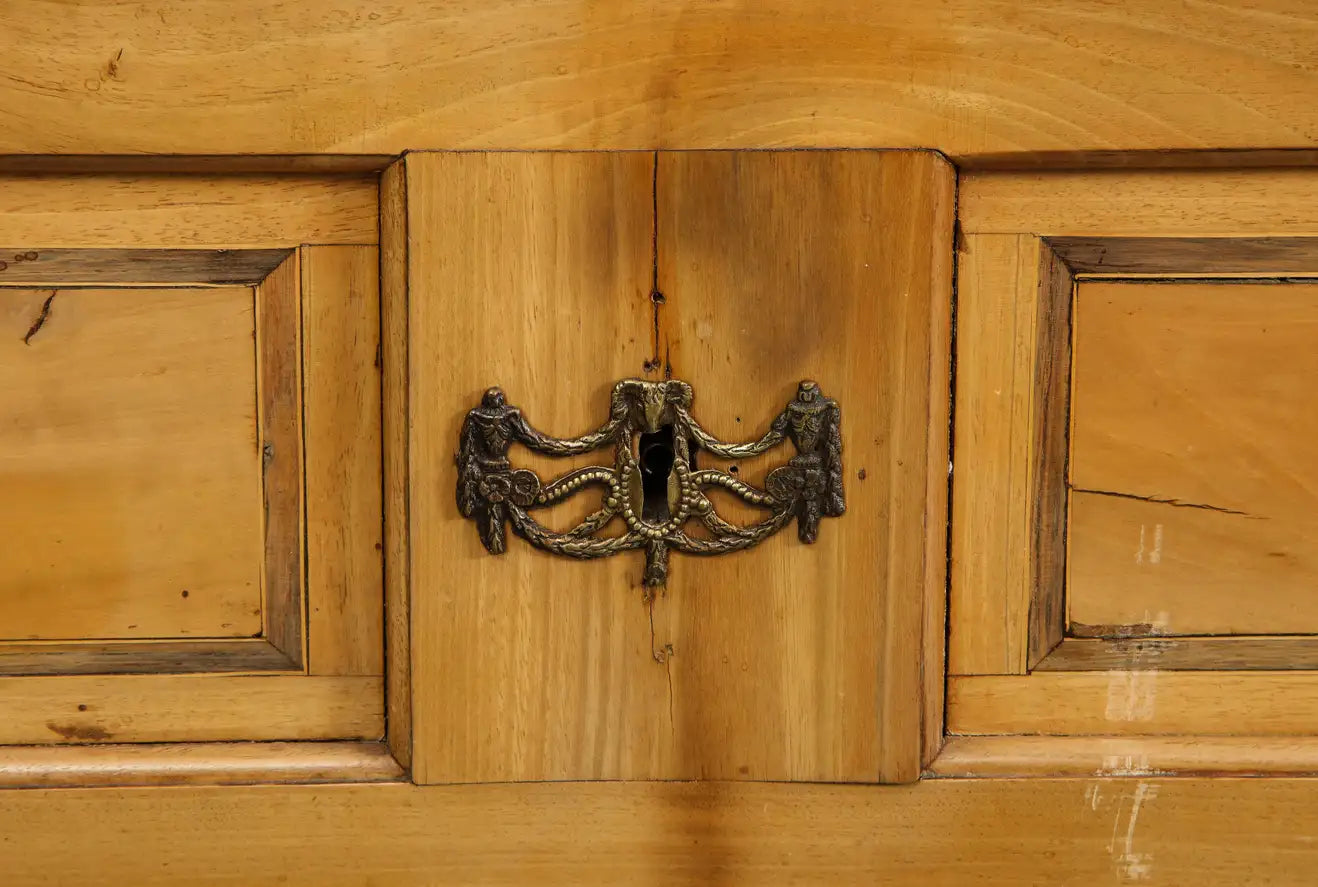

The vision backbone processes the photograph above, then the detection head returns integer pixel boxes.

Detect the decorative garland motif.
[457,379,844,586]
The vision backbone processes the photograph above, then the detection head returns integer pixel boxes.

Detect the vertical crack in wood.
[21,290,58,345]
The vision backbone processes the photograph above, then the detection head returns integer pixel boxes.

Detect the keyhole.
[638,427,676,523]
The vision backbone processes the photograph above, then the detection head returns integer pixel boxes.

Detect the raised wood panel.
[0,285,263,641]
[8,779,1318,885]
[405,150,949,783]
[0,176,378,247]
[1069,281,1318,636]
[302,245,384,676]
[657,151,953,781]
[406,152,662,783]
[3,2,1318,157]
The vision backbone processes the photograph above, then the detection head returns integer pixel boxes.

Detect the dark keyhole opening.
[638,425,697,523]
[638,427,676,523]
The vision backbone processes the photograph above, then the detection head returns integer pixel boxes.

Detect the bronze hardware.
[457,379,844,586]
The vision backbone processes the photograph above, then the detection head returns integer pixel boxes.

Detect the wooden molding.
[0,675,382,745]
[0,640,296,677]
[950,233,1071,675]
[0,741,403,790]
[1036,637,1318,672]
[0,248,292,285]
[949,672,1318,736]
[930,735,1318,778]
[380,159,413,769]
[255,253,306,666]
[1048,236,1318,276]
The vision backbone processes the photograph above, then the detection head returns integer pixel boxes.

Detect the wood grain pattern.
[1069,282,1318,636]
[8,779,1318,885]
[1048,236,1318,276]
[0,175,378,247]
[0,741,402,789]
[302,246,384,676]
[0,640,294,676]
[256,255,305,664]
[0,675,382,744]
[0,285,263,640]
[931,735,1318,778]
[380,160,412,769]
[949,234,1071,675]
[406,152,661,783]
[1036,637,1318,672]
[961,170,1318,237]
[948,672,1318,736]
[658,151,953,782]
[4,2,1318,158]
[0,248,292,285]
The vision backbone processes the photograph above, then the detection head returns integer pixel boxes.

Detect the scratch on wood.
[21,290,57,345]
[1111,781,1157,880]
[1072,486,1252,517]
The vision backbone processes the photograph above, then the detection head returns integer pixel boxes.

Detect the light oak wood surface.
[1069,281,1318,635]
[0,741,402,789]
[3,2,1318,158]
[657,150,953,781]
[931,736,1318,778]
[5,779,1318,885]
[949,672,1318,736]
[302,245,384,676]
[405,151,662,783]
[950,233,1071,675]
[381,159,412,769]
[403,150,950,783]
[0,675,382,744]
[961,170,1318,236]
[0,285,263,640]
[0,175,378,247]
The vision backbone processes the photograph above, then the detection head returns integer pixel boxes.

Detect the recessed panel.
[1070,281,1318,636]
[0,286,263,640]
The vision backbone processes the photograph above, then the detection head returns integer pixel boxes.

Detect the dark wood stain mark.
[46,721,114,741]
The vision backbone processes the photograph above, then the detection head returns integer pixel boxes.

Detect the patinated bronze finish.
[457,379,844,586]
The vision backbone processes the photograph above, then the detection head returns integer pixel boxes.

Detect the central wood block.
[0,286,263,641]
[404,150,953,784]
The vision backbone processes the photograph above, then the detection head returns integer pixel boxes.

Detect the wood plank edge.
[0,155,394,174]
